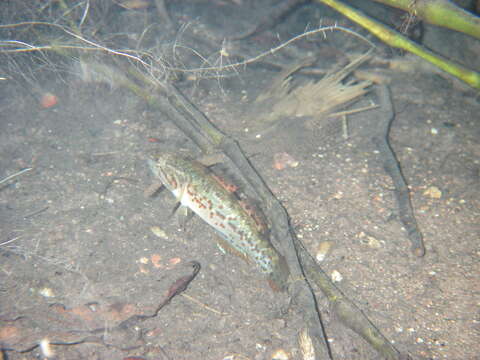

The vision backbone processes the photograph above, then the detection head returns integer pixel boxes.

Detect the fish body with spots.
[148,153,290,291]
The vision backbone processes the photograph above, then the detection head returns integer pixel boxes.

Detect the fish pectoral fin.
[168,182,189,218]
[172,182,188,204]
[169,203,194,231]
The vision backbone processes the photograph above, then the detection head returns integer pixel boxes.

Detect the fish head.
[148,153,185,193]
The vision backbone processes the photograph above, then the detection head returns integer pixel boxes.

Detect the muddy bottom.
[1,1,479,360]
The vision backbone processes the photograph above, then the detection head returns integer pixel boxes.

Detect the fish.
[148,153,290,291]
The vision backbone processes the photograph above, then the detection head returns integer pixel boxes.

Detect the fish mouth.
[147,156,174,190]
[147,157,169,181]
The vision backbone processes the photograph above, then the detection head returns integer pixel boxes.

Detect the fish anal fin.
[215,235,251,264]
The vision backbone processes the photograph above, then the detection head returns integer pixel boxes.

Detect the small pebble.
[270,349,290,360]
[331,270,343,283]
[39,93,58,109]
[298,329,315,360]
[316,241,333,262]
[423,186,442,199]
[150,226,168,239]
[366,235,382,249]
[138,257,149,264]
[168,257,181,266]
[273,152,299,170]
[39,287,55,298]
[151,254,162,268]
[39,339,55,358]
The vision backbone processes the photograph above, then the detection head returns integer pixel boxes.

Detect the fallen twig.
[0,22,374,78]
[0,261,201,356]
[295,237,405,360]
[371,85,425,256]
[0,167,32,186]
[0,236,22,247]
[328,103,379,118]
[180,293,229,316]
[23,206,49,219]
[155,77,416,358]
[118,261,201,330]
[138,79,332,358]
[0,19,409,358]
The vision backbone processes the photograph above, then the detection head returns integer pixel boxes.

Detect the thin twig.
[0,236,22,247]
[0,168,32,186]
[328,103,379,118]
[24,206,49,219]
[181,293,229,316]
[0,22,375,77]
[167,26,375,73]
[118,261,201,330]
[372,85,425,256]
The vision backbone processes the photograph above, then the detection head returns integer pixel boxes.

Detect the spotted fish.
[148,153,290,291]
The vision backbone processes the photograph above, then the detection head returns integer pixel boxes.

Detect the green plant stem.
[372,0,480,40]
[317,0,480,89]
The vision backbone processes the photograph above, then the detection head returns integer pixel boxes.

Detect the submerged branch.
[371,85,425,256]
[295,238,404,360]
[154,82,333,359]
[140,78,407,359]
[0,19,410,358]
